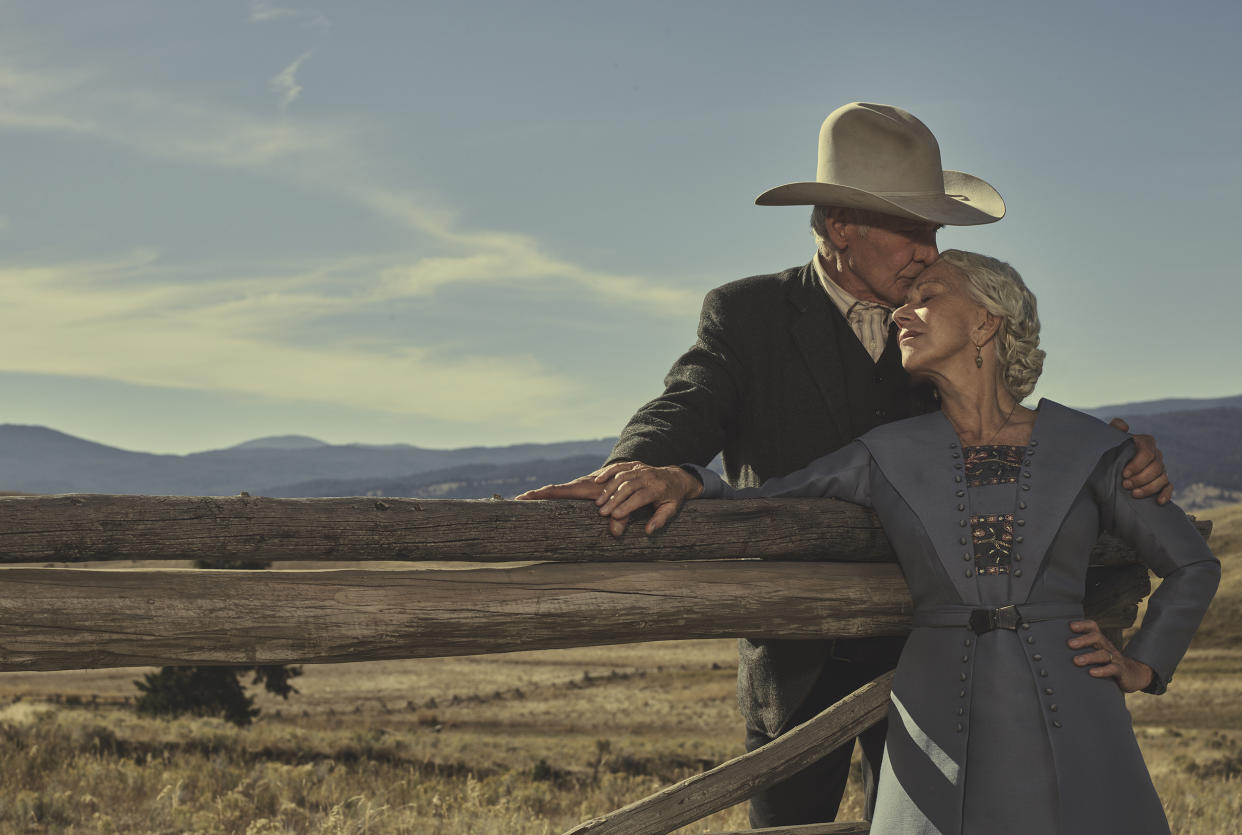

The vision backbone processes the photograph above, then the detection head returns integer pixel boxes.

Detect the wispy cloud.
[0,252,574,425]
[248,1,330,28]
[269,51,312,113]
[0,57,700,314]
[0,53,700,426]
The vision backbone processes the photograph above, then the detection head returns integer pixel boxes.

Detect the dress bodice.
[963,444,1023,606]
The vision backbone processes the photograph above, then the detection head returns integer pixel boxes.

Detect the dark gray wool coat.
[693,400,1220,835]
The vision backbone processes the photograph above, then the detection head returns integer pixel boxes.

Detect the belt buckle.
[969,604,1021,635]
[994,604,1021,630]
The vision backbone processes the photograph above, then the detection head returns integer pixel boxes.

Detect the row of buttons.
[1024,623,1063,729]
[955,634,972,732]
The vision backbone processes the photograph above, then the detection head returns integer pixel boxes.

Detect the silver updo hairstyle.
[936,250,1045,401]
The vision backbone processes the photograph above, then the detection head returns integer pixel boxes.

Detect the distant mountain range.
[1,393,1238,506]
[0,425,616,497]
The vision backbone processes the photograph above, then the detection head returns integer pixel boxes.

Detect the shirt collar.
[812,252,893,322]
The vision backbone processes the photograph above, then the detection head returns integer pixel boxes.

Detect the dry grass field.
[1,501,1238,834]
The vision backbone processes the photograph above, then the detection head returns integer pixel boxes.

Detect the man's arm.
[517,286,746,516]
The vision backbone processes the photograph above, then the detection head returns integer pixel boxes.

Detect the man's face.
[838,215,941,307]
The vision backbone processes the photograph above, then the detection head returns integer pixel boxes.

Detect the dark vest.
[832,316,938,440]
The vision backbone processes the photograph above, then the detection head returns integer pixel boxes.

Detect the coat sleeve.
[607,285,745,467]
[1092,441,1220,691]
[689,440,873,507]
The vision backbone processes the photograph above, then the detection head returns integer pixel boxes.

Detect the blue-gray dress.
[692,400,1219,835]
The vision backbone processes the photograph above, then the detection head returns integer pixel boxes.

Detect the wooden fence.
[0,494,1204,834]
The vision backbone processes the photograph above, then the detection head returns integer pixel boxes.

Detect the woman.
[582,250,1219,834]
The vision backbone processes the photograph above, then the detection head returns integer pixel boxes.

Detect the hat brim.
[755,170,1005,226]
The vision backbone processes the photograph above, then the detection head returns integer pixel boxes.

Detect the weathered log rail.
[0,494,1211,835]
[0,494,1169,566]
[0,495,1184,674]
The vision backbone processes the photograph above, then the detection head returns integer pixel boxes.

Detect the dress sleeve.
[1093,441,1220,691]
[688,440,873,507]
[607,285,744,468]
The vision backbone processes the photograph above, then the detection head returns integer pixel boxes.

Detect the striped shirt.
[812,253,894,363]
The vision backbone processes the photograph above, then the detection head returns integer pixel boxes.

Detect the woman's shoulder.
[1029,399,1131,449]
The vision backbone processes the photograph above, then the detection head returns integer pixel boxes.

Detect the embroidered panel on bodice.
[965,445,1024,576]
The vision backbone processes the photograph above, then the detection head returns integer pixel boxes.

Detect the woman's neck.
[936,377,1034,447]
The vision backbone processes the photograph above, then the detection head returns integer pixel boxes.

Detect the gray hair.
[937,249,1045,401]
[809,205,882,256]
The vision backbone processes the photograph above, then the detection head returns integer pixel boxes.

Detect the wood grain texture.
[0,561,1146,673]
[0,495,1208,566]
[0,562,912,672]
[563,672,892,834]
[0,495,893,564]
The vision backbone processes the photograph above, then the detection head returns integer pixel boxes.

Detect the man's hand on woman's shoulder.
[1107,418,1173,504]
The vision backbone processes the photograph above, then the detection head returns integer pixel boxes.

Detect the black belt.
[912,603,1083,635]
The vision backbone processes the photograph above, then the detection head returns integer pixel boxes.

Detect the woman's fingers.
[1067,619,1152,690]
[1067,619,1117,667]
[1077,647,1116,669]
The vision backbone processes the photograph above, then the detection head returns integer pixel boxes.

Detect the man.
[518,102,1170,826]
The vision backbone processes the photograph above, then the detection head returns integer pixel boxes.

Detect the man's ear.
[826,214,852,250]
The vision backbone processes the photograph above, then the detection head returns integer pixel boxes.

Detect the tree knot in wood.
[374,501,390,511]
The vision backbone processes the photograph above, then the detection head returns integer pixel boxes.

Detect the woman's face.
[892,262,990,380]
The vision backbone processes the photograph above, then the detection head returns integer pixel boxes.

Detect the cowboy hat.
[755,102,1005,226]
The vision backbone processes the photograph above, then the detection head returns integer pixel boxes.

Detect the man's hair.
[809,205,892,256]
[937,249,1045,401]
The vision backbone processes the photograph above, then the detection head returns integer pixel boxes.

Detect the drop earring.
[974,343,983,368]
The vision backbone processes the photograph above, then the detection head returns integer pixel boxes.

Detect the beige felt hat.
[756,102,1005,226]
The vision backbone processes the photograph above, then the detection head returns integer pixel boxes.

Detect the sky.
[1,1,1239,454]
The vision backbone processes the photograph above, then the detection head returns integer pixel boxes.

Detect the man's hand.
[515,463,626,502]
[517,461,703,537]
[1108,418,1173,504]
[1067,619,1154,693]
[593,462,703,537]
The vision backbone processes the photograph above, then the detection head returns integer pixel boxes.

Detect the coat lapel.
[1007,400,1130,603]
[859,410,981,601]
[786,264,853,441]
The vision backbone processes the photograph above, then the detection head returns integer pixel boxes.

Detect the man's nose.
[916,240,939,263]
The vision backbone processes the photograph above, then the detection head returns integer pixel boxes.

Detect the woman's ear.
[976,311,1001,345]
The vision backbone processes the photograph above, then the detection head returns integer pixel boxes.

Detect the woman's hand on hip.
[1067,619,1154,693]
[591,461,703,537]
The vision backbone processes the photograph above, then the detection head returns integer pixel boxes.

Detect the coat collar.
[857,399,1129,603]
